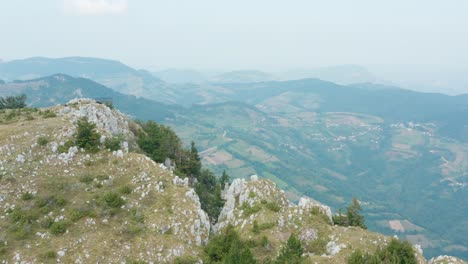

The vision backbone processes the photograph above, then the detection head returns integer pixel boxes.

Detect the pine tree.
[75,117,101,152]
[220,170,230,187]
[346,198,366,229]
[275,233,304,264]
[189,141,201,177]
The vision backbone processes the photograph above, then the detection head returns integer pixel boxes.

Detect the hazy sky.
[1,0,467,73]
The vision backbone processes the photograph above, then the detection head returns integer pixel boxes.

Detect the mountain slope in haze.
[2,73,467,260]
[278,65,379,84]
[166,100,468,260]
[210,70,274,83]
[0,57,166,99]
[153,69,209,84]
[0,74,180,122]
[161,79,468,260]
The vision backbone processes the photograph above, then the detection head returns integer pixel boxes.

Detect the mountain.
[210,70,274,83]
[153,69,209,84]
[277,65,379,84]
[0,57,166,98]
[161,79,468,260]
[0,99,464,263]
[0,74,180,121]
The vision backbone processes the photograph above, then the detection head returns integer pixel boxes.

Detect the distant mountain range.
[0,74,179,121]
[0,57,166,99]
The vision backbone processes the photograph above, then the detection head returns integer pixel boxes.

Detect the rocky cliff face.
[0,100,209,263]
[214,176,433,263]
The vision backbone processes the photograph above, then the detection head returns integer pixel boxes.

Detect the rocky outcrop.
[0,101,210,263]
[57,98,133,136]
[429,255,467,264]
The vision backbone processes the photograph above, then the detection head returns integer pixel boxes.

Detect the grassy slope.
[0,107,208,263]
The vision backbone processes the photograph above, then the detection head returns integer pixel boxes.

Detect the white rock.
[16,154,25,163]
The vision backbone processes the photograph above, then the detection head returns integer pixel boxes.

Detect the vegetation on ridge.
[333,198,367,229]
[136,120,226,222]
[0,94,27,109]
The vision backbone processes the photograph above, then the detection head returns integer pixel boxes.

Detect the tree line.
[0,94,27,109]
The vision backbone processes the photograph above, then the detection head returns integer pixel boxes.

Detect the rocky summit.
[0,99,465,264]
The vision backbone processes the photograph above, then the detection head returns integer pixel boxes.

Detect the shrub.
[50,221,69,235]
[252,220,275,234]
[105,136,122,151]
[347,239,417,264]
[265,202,281,212]
[70,207,94,222]
[119,185,133,194]
[241,202,262,216]
[40,217,54,229]
[103,192,125,208]
[9,208,37,224]
[58,140,75,153]
[43,251,57,259]
[42,110,57,118]
[260,236,269,248]
[307,237,328,255]
[21,192,34,201]
[79,174,95,184]
[37,136,49,146]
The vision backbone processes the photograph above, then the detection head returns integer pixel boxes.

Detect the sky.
[0,0,467,92]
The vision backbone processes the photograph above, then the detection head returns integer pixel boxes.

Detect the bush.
[103,192,125,208]
[252,220,275,234]
[70,207,94,222]
[21,192,34,201]
[9,208,37,224]
[241,202,262,216]
[75,117,101,152]
[40,217,54,229]
[37,136,49,146]
[0,94,27,109]
[119,185,133,194]
[43,251,57,259]
[265,202,281,212]
[79,174,95,184]
[50,221,69,235]
[105,136,122,151]
[307,237,328,255]
[347,239,417,264]
[58,140,75,153]
[42,110,57,118]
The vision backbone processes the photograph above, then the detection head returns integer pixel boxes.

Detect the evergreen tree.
[224,239,256,264]
[275,233,304,264]
[75,117,101,152]
[189,141,201,177]
[0,94,27,109]
[346,198,366,229]
[204,225,256,264]
[220,170,230,187]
